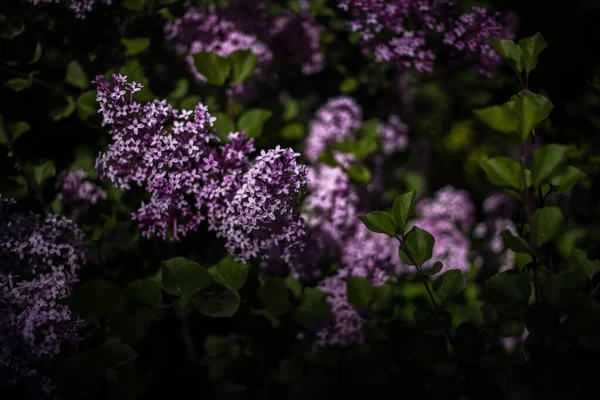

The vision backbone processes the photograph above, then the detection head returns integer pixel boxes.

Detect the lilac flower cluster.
[165,3,326,97]
[94,74,218,241]
[164,6,273,98]
[305,96,409,163]
[0,195,84,393]
[94,75,308,265]
[55,169,106,219]
[23,0,112,19]
[269,9,326,75]
[474,193,517,272]
[413,186,475,275]
[337,0,515,76]
[201,136,309,263]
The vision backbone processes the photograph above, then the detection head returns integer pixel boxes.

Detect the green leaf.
[0,115,7,146]
[282,99,300,121]
[179,95,201,111]
[121,37,151,56]
[392,191,417,233]
[346,164,372,183]
[209,256,249,290]
[359,211,396,236]
[339,77,358,94]
[66,60,90,89]
[511,91,553,124]
[161,257,213,297]
[4,71,37,92]
[400,226,435,267]
[570,249,600,280]
[213,112,235,141]
[1,20,25,40]
[480,157,523,190]
[125,278,162,308]
[0,175,28,199]
[500,230,530,254]
[346,276,374,307]
[422,261,443,276]
[532,144,572,188]
[292,288,331,327]
[485,272,531,318]
[371,284,394,311]
[65,279,125,319]
[532,207,566,248]
[29,42,42,65]
[10,121,30,142]
[123,0,146,10]
[77,91,98,121]
[543,269,589,310]
[489,39,523,73]
[280,122,305,140]
[550,166,586,193]
[258,277,292,315]
[168,79,189,100]
[285,276,303,298]
[50,96,77,121]
[238,109,272,138]
[433,270,465,300]
[473,105,519,135]
[192,284,241,317]
[514,93,540,140]
[23,160,55,192]
[228,49,259,85]
[193,52,232,86]
[554,228,587,260]
[518,32,547,73]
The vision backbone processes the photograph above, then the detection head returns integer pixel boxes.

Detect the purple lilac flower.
[313,268,390,348]
[23,0,112,19]
[305,97,363,163]
[500,328,529,352]
[94,74,218,241]
[378,115,409,155]
[413,186,475,275]
[55,169,106,219]
[337,0,515,76]
[0,195,84,393]
[201,135,309,264]
[341,222,408,277]
[475,192,518,272]
[164,7,273,98]
[0,203,86,284]
[303,165,360,251]
[269,9,326,75]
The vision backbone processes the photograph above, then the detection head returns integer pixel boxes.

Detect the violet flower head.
[305,96,363,163]
[0,196,85,393]
[164,7,272,98]
[93,74,218,241]
[23,0,113,19]
[269,9,326,75]
[412,186,475,275]
[201,134,309,264]
[55,169,106,219]
[337,0,515,75]
[313,267,390,348]
[341,222,408,278]
[377,114,409,155]
[303,164,360,251]
[0,210,86,284]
